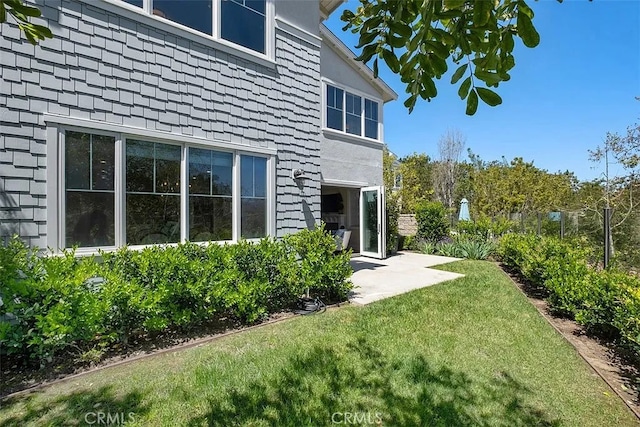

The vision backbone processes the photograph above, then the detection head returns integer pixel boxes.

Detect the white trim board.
[43,114,278,155]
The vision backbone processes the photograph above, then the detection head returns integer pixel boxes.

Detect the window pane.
[327,86,343,109]
[327,108,343,131]
[121,0,143,7]
[365,99,378,121]
[346,93,362,135]
[155,144,181,194]
[189,147,211,195]
[241,155,267,239]
[253,157,266,197]
[66,192,115,247]
[326,86,344,131]
[126,140,154,192]
[65,131,90,190]
[221,0,265,53]
[365,99,379,139]
[365,119,378,139]
[92,135,115,191]
[346,93,361,115]
[189,196,232,241]
[212,151,233,196]
[346,113,361,136]
[241,155,253,197]
[241,198,266,239]
[153,0,212,35]
[126,194,181,245]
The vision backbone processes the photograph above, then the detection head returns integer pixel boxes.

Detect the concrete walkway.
[348,251,464,305]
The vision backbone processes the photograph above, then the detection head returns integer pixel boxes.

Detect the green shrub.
[402,235,417,250]
[497,234,640,354]
[386,193,400,254]
[284,225,353,301]
[457,217,517,242]
[0,227,354,364]
[415,201,450,243]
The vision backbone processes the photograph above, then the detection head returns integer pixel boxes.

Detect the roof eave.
[320,25,398,103]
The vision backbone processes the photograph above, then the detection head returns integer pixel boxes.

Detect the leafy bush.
[498,234,640,354]
[0,228,353,364]
[457,217,517,241]
[402,235,417,250]
[386,192,400,255]
[415,201,450,243]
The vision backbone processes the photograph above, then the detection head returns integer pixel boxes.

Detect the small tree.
[415,201,450,243]
[434,129,466,221]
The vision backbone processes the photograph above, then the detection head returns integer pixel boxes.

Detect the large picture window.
[241,155,267,239]
[65,131,116,248]
[188,148,233,241]
[325,83,381,141]
[116,0,269,55]
[59,128,272,250]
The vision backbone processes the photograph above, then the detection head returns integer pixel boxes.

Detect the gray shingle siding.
[0,0,321,246]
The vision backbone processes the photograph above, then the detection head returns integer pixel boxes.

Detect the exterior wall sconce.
[291,168,309,180]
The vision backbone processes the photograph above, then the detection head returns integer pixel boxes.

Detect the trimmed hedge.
[498,234,640,353]
[0,227,353,363]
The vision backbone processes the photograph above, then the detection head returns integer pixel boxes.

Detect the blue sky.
[324,0,640,181]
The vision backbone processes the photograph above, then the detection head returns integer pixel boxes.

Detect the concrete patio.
[348,251,464,305]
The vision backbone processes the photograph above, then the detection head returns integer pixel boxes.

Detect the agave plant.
[436,242,462,258]
[455,238,496,260]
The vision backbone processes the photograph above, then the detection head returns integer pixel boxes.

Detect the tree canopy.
[341,0,555,115]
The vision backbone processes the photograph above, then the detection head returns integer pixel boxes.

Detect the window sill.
[322,128,383,147]
[84,0,276,70]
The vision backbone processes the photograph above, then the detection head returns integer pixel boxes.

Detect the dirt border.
[1,302,347,401]
[497,263,640,420]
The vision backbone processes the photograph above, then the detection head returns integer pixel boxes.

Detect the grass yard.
[0,260,636,426]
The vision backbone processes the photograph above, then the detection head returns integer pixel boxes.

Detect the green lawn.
[0,260,636,426]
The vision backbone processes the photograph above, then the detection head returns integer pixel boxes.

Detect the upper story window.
[221,0,265,53]
[324,83,381,141]
[116,0,268,55]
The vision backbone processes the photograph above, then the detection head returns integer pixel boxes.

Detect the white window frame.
[321,79,384,143]
[94,0,276,64]
[46,119,276,254]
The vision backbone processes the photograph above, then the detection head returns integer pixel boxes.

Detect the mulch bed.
[499,263,640,420]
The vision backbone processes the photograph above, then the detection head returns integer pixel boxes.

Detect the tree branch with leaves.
[1,0,52,45]
[341,0,551,115]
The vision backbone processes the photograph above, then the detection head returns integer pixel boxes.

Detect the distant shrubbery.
[0,227,352,364]
[415,201,450,243]
[499,234,640,354]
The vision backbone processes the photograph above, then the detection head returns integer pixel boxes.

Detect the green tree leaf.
[476,87,503,106]
[382,49,400,73]
[388,21,412,38]
[474,0,493,27]
[458,76,472,100]
[517,8,540,48]
[451,63,468,84]
[444,0,467,9]
[466,89,479,115]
